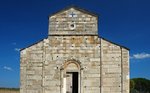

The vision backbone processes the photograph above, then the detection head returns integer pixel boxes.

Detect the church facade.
[20,6,129,93]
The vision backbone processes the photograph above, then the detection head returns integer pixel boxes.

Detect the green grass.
[0,88,19,91]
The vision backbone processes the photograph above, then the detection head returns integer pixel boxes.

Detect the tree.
[130,78,150,93]
[130,79,135,89]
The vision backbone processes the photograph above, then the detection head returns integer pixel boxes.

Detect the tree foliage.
[130,78,150,93]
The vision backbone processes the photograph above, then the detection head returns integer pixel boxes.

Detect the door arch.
[60,59,81,93]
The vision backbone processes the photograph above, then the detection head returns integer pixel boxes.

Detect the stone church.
[20,6,129,93]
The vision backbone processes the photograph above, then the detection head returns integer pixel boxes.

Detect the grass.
[0,88,19,93]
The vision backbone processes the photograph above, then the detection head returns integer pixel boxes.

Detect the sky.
[0,0,150,88]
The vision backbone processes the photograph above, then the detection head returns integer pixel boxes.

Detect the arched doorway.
[61,59,81,93]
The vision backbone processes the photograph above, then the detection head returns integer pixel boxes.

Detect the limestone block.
[90,58,100,61]
[84,78,100,86]
[27,75,42,80]
[84,68,100,74]
[43,80,60,86]
[27,70,35,75]
[82,73,100,78]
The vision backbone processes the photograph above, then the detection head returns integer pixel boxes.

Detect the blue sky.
[0,0,150,88]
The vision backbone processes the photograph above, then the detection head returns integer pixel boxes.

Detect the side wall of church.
[101,38,129,93]
[122,48,129,93]
[20,41,44,93]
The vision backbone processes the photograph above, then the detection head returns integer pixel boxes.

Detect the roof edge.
[100,36,130,50]
[49,5,99,18]
[20,38,47,51]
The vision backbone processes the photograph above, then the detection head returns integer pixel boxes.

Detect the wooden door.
[66,73,72,93]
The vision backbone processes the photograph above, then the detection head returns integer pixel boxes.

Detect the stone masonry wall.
[49,8,97,35]
[21,35,101,93]
[101,38,129,93]
[20,41,44,93]
[20,6,129,93]
[20,37,129,93]
[101,39,122,93]
[122,48,129,93]
[44,36,100,93]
